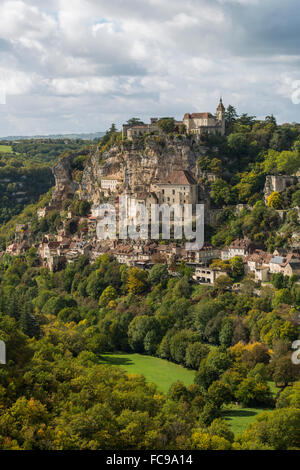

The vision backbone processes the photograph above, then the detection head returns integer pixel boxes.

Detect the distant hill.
[0,131,105,141]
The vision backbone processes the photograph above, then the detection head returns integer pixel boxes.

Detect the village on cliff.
[4,99,300,287]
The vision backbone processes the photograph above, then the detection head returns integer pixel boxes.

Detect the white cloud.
[50,76,117,95]
[0,67,33,95]
[0,0,299,136]
[0,1,56,40]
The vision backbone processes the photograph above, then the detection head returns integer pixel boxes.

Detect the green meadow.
[100,352,196,394]
[0,145,13,153]
[100,352,280,435]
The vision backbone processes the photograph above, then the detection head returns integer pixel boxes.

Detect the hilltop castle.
[122,98,226,139]
[183,98,225,136]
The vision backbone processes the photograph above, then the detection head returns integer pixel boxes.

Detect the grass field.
[0,145,13,153]
[100,353,196,394]
[220,381,280,435]
[100,352,280,435]
[223,405,272,436]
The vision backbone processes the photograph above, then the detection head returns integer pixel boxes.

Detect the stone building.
[100,175,122,195]
[193,267,228,284]
[122,118,159,140]
[221,238,254,260]
[244,250,273,282]
[181,243,220,265]
[183,98,225,136]
[154,170,198,205]
[284,261,300,277]
[269,255,286,274]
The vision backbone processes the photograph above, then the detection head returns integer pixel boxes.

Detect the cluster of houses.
[222,238,300,282]
[2,100,300,286]
[35,234,300,282]
[4,217,300,286]
[36,231,221,274]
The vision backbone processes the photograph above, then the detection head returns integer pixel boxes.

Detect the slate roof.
[270,256,285,264]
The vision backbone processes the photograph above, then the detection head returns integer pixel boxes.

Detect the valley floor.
[100,352,279,436]
[100,352,196,394]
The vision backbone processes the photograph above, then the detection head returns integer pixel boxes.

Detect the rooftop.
[270,256,286,264]
[158,169,197,185]
[184,112,215,119]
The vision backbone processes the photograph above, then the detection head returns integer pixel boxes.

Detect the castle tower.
[216,98,225,135]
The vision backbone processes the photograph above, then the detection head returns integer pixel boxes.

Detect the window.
[172,189,175,195]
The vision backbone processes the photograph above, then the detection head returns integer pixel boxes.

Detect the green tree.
[210,179,232,207]
[99,286,117,307]
[127,268,149,294]
[207,380,232,408]
[237,408,300,450]
[235,377,273,407]
[169,330,198,365]
[229,256,244,280]
[157,118,175,134]
[128,315,160,353]
[267,191,283,209]
[219,318,234,348]
[185,342,210,370]
[194,363,220,391]
[149,264,169,287]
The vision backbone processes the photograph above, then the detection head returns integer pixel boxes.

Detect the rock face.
[264,174,300,202]
[51,136,209,206]
[52,153,79,204]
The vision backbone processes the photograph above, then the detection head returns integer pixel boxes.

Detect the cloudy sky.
[0,0,300,136]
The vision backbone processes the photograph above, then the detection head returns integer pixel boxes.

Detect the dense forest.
[0,110,299,450]
[0,251,299,450]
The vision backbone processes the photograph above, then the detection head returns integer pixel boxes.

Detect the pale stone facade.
[181,244,220,265]
[183,99,225,136]
[100,176,122,194]
[221,238,253,260]
[122,118,159,140]
[122,99,225,140]
[153,170,198,206]
[193,267,228,284]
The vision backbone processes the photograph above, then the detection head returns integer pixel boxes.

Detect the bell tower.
[216,98,225,135]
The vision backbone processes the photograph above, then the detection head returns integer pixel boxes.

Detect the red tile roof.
[184,112,215,120]
[159,170,197,185]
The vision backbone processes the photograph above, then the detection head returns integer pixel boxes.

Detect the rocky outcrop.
[51,136,210,207]
[264,174,300,202]
[51,153,79,204]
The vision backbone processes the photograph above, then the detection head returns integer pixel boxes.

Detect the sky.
[0,0,300,136]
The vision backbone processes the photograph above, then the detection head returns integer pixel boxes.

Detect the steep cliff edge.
[51,136,209,207]
[51,153,79,205]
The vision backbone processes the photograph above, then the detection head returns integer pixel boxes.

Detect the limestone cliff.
[264,174,300,202]
[51,136,209,207]
[52,153,79,204]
